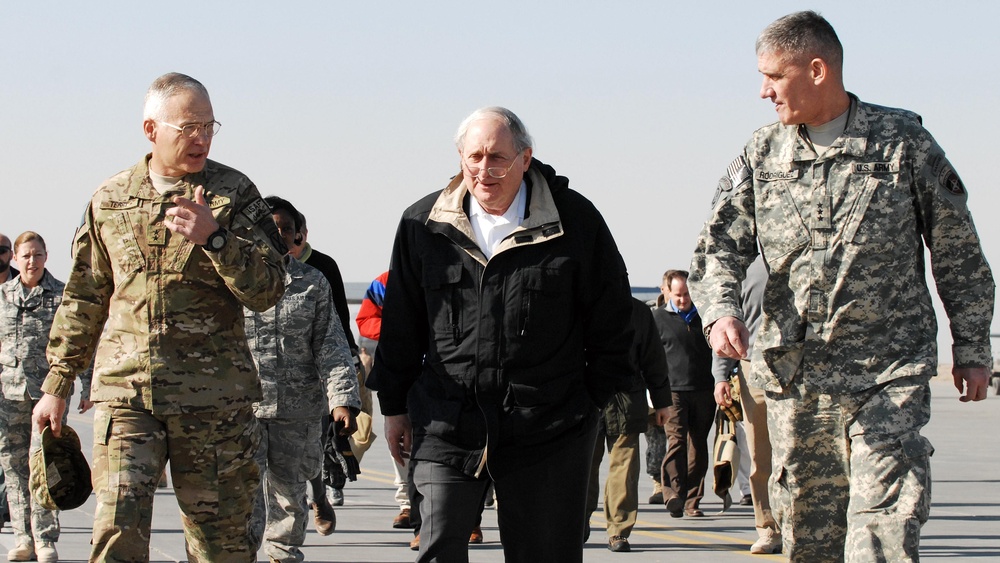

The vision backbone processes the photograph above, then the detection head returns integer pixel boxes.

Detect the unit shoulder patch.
[241,197,271,224]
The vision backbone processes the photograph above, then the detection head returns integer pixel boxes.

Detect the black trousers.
[412,418,598,563]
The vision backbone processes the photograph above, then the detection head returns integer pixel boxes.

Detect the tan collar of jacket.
[426,166,564,265]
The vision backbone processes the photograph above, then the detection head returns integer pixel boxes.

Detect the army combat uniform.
[42,155,286,563]
[689,96,994,562]
[245,257,360,563]
[0,270,90,552]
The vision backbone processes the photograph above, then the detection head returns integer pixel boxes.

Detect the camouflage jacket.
[42,155,286,414]
[689,95,994,393]
[1,270,90,401]
[245,257,361,419]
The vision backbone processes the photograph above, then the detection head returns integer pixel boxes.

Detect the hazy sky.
[3,1,998,354]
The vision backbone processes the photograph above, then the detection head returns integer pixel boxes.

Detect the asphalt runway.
[2,375,996,562]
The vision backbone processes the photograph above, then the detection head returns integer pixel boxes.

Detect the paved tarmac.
[2,375,997,562]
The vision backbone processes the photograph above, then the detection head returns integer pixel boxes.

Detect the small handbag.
[712,409,741,512]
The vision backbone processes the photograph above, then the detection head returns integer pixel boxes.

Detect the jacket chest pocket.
[515,266,574,340]
[421,263,464,343]
[755,181,809,261]
[844,176,914,252]
[106,211,146,281]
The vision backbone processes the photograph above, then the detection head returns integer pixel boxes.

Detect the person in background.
[0,232,92,562]
[711,257,781,554]
[32,72,286,562]
[689,11,994,560]
[356,271,414,529]
[0,232,17,529]
[370,106,634,562]
[289,212,362,514]
[586,298,671,553]
[247,196,360,563]
[652,270,715,518]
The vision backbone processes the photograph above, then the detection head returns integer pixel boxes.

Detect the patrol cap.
[29,425,93,510]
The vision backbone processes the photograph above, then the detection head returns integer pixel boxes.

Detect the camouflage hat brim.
[29,425,93,511]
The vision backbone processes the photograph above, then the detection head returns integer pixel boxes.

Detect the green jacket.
[43,155,286,414]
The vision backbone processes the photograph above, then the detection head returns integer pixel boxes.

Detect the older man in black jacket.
[369,107,634,562]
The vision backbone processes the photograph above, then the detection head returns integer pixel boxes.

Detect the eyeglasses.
[464,152,522,179]
[159,120,222,138]
[0,246,9,254]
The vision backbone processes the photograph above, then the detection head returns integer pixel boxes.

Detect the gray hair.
[454,107,533,153]
[756,11,843,71]
[143,72,210,121]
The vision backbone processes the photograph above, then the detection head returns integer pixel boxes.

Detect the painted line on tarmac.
[357,468,402,485]
[588,515,784,560]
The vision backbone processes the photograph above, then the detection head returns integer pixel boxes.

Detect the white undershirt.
[150,171,184,195]
[469,181,527,260]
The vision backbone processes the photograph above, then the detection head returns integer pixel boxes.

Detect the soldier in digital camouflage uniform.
[32,72,286,563]
[246,196,360,563]
[1,232,92,562]
[688,11,994,563]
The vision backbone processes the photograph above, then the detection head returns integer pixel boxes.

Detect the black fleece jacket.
[369,158,634,478]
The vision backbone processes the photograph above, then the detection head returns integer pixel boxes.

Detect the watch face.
[208,232,226,251]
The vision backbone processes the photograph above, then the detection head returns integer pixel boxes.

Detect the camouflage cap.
[29,425,93,510]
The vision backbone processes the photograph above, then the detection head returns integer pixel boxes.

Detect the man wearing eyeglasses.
[370,107,634,562]
[32,72,286,562]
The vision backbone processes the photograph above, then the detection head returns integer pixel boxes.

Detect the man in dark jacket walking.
[586,298,671,553]
[369,107,634,562]
[652,269,716,518]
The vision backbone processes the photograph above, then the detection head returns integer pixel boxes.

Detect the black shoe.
[608,536,631,552]
[740,493,753,506]
[648,491,663,504]
[664,492,684,515]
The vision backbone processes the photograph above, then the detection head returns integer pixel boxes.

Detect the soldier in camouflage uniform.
[1,232,92,562]
[246,196,360,563]
[32,73,286,563]
[688,11,994,562]
[0,232,17,529]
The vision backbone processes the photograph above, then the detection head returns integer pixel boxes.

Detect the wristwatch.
[203,227,228,252]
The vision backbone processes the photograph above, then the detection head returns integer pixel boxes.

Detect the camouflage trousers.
[644,421,666,481]
[766,375,933,563]
[0,394,60,547]
[249,418,324,563]
[90,404,260,563]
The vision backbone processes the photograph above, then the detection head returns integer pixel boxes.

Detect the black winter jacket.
[602,298,672,436]
[369,159,634,479]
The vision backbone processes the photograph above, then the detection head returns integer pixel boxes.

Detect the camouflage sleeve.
[205,183,286,312]
[914,139,995,367]
[313,276,361,412]
[78,358,93,400]
[43,199,114,399]
[688,151,760,335]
